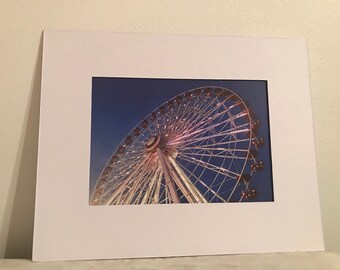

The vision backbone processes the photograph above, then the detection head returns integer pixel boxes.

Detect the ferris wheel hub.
[146,135,160,152]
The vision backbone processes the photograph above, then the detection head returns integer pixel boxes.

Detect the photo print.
[89,78,273,205]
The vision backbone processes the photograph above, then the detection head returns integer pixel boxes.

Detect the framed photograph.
[33,31,324,261]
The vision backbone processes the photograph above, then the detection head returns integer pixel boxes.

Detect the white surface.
[33,31,323,261]
[1,1,339,259]
[2,252,340,270]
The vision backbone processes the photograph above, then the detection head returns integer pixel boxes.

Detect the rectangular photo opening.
[89,78,273,205]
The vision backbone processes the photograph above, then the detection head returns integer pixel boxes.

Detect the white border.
[33,31,324,261]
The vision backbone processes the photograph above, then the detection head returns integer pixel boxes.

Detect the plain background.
[0,1,339,259]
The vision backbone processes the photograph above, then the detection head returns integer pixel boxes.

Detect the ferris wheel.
[90,86,265,205]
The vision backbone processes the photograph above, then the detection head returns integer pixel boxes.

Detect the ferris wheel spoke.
[177,144,250,153]
[177,97,219,134]
[171,96,216,132]
[159,151,202,203]
[172,95,210,120]
[130,167,157,204]
[133,164,160,203]
[226,177,242,202]
[178,126,250,147]
[176,154,240,179]
[228,112,243,142]
[123,160,155,204]
[169,157,207,203]
[175,160,227,202]
[169,111,228,144]
[175,98,196,119]
[180,138,251,152]
[158,181,172,204]
[94,151,146,192]
[206,160,229,198]
[184,99,227,132]
[177,150,249,161]
[152,170,163,203]
[170,118,249,147]
[103,156,150,205]
[104,161,145,186]
[156,114,170,135]
[141,166,161,204]
[124,148,145,156]
[115,167,153,205]
[189,92,222,117]
[178,145,250,160]
[189,111,249,140]
[118,154,146,167]
[203,128,242,194]
[157,98,211,139]
[116,152,145,165]
[178,90,238,135]
[188,111,248,141]
[182,109,227,137]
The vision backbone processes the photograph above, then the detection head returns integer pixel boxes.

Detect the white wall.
[0,0,339,259]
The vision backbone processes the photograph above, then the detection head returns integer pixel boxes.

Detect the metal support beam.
[161,154,196,203]
[157,148,180,203]
[169,156,207,203]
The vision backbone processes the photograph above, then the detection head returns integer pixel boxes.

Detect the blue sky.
[90,78,273,202]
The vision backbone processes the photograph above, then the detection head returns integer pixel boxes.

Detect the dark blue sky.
[90,78,273,202]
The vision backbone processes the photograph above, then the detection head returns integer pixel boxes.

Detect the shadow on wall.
[4,35,43,259]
